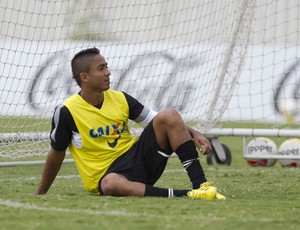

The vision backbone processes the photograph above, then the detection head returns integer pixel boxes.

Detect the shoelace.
[200,182,213,189]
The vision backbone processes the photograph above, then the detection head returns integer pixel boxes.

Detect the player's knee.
[100,173,121,195]
[156,108,182,126]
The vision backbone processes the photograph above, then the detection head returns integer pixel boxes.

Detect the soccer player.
[36,47,225,200]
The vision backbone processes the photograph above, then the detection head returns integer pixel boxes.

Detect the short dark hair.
[71,47,100,86]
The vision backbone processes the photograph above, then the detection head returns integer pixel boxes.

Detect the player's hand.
[192,132,212,155]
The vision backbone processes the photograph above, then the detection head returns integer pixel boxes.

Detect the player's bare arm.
[36,149,66,194]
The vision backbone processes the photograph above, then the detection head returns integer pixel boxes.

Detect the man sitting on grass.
[36,47,225,200]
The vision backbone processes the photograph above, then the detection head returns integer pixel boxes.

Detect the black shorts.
[98,120,173,193]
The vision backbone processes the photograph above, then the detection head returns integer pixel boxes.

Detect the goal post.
[1,0,300,164]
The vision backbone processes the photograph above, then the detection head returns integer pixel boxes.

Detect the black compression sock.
[175,140,207,189]
[144,185,190,197]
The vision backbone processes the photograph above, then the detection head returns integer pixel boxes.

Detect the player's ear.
[79,72,88,83]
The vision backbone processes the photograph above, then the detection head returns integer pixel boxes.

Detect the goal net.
[1,0,297,160]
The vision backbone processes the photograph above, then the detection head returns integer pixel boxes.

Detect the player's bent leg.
[100,173,146,197]
[152,108,191,151]
[152,109,227,199]
[153,109,208,189]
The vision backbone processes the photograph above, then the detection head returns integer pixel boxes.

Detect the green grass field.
[0,135,299,230]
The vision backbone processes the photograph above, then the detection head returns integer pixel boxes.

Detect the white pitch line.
[0,199,216,220]
[0,199,141,217]
[0,174,80,182]
[0,199,288,223]
[0,170,185,182]
[1,167,299,182]
[0,199,226,221]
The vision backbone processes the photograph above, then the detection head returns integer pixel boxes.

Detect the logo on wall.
[273,59,300,122]
[27,50,200,113]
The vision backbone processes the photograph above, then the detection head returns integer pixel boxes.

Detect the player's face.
[85,54,111,92]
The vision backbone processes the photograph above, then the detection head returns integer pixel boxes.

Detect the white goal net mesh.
[2,0,298,159]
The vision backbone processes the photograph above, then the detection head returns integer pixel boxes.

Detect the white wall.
[1,0,299,43]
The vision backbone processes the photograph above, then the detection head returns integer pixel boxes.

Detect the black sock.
[175,140,207,189]
[173,189,190,197]
[144,185,190,197]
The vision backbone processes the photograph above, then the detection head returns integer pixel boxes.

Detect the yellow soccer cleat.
[187,182,217,200]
